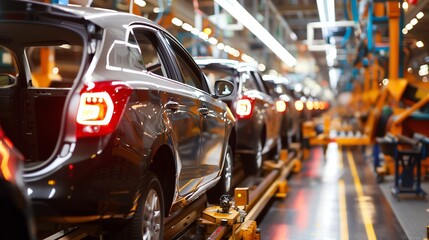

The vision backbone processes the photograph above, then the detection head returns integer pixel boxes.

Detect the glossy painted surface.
[259,145,407,240]
[195,59,281,156]
[0,1,234,222]
[263,80,301,148]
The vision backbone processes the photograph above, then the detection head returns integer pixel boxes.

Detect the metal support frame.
[306,21,358,51]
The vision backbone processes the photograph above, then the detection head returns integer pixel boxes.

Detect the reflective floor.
[258,144,416,240]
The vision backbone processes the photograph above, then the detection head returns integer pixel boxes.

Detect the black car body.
[195,58,281,175]
[262,77,300,149]
[0,126,35,240]
[0,1,235,238]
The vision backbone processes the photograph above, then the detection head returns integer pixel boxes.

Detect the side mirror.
[214,80,234,97]
[0,73,16,86]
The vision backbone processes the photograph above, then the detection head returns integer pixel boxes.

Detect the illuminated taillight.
[314,101,320,110]
[306,101,314,111]
[295,100,304,111]
[77,92,114,125]
[236,97,254,119]
[275,100,286,113]
[76,81,132,137]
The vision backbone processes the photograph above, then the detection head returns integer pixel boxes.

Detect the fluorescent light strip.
[214,0,297,67]
[327,0,335,22]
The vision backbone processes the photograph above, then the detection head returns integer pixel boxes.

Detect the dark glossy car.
[262,76,301,150]
[195,58,281,175]
[0,126,36,240]
[0,1,235,238]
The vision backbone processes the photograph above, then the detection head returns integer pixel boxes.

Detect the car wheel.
[114,172,164,240]
[269,136,282,162]
[207,145,233,203]
[242,138,263,176]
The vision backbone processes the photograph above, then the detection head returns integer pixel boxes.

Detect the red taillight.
[76,81,132,137]
[236,96,254,119]
[295,100,304,111]
[275,100,287,113]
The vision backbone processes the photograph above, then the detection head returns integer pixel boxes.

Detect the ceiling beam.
[276,4,318,14]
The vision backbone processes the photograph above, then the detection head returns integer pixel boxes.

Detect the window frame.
[127,24,176,80]
[162,31,210,93]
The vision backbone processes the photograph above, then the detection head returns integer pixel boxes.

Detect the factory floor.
[259,144,429,240]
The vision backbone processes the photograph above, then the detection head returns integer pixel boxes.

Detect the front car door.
[250,70,281,152]
[163,34,227,192]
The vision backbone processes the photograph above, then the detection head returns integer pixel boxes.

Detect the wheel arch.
[149,144,176,217]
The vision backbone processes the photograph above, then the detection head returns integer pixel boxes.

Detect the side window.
[107,40,144,72]
[250,71,269,93]
[0,46,18,87]
[241,71,260,92]
[131,29,167,77]
[165,35,203,90]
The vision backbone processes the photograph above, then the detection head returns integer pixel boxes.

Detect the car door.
[163,34,227,189]
[248,70,279,152]
[131,26,202,197]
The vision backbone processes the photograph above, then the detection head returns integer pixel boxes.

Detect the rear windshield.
[0,22,85,88]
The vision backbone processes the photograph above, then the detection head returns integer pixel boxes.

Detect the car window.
[0,46,18,87]
[241,71,260,92]
[26,44,83,88]
[107,40,144,72]
[165,35,204,90]
[201,67,234,87]
[131,28,167,77]
[250,71,269,94]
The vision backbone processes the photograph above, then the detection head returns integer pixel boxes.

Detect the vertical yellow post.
[374,2,385,17]
[387,1,400,81]
[32,47,55,87]
[374,2,385,46]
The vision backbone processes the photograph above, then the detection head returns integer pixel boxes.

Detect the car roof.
[57,4,156,28]
[1,0,161,30]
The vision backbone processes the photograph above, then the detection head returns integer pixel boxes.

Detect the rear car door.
[131,26,202,197]
[246,69,279,152]
[163,34,227,189]
[252,70,281,151]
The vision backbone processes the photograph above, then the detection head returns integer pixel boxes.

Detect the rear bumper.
[25,141,143,223]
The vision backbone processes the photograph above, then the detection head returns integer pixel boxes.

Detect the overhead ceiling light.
[402,1,408,10]
[327,0,335,22]
[416,40,424,48]
[171,17,183,27]
[181,23,193,31]
[411,18,418,25]
[214,0,297,67]
[406,23,413,30]
[134,0,146,7]
[208,37,218,45]
[402,28,408,34]
[417,12,424,19]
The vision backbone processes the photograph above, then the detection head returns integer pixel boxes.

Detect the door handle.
[165,100,180,111]
[199,107,210,116]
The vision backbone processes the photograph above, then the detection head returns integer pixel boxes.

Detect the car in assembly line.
[262,76,300,150]
[0,1,236,239]
[196,58,282,176]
